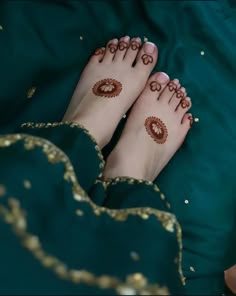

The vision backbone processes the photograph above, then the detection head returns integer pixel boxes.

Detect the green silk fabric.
[0,0,235,294]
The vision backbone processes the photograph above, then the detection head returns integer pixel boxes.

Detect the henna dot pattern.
[92,79,122,98]
[141,54,153,65]
[145,117,168,144]
[176,90,185,99]
[108,43,118,53]
[150,81,161,92]
[94,48,105,56]
[168,81,178,92]
[181,99,190,109]
[118,41,129,51]
[130,40,140,50]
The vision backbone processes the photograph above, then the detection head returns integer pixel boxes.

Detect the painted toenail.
[143,42,155,54]
[156,72,169,84]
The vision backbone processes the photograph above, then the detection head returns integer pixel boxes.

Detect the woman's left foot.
[103,72,192,182]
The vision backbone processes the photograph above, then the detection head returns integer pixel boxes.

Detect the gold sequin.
[0,184,6,197]
[76,209,84,216]
[190,266,195,272]
[130,251,140,261]
[27,86,36,98]
[23,180,31,189]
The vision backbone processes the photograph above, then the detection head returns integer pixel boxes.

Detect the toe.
[90,47,106,63]
[182,113,193,129]
[102,38,119,63]
[138,72,170,103]
[134,42,158,74]
[158,78,180,103]
[124,37,142,65]
[169,86,186,109]
[176,96,192,117]
[113,36,130,62]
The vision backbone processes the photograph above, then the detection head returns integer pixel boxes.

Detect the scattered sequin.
[194,117,199,123]
[80,36,83,40]
[23,180,32,189]
[130,251,140,261]
[200,51,205,56]
[190,266,195,272]
[27,86,36,98]
[123,114,127,118]
[184,200,189,204]
[144,36,148,42]
[0,184,6,197]
[0,25,3,31]
[76,209,84,216]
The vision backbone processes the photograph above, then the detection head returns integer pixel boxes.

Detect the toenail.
[112,39,119,44]
[156,72,169,84]
[143,42,155,54]
[124,36,130,41]
[135,37,141,43]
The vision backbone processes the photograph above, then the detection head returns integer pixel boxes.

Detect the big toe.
[134,42,158,75]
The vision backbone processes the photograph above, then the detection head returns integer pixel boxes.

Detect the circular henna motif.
[118,41,129,51]
[176,89,185,99]
[108,43,118,53]
[150,81,161,92]
[168,81,178,92]
[92,78,122,98]
[141,54,153,65]
[180,99,190,108]
[130,41,140,50]
[94,48,105,56]
[145,117,168,144]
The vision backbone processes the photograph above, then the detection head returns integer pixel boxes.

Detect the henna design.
[180,99,190,109]
[188,115,193,126]
[118,41,129,51]
[176,89,185,99]
[145,117,168,144]
[108,43,118,53]
[141,54,153,65]
[94,48,105,56]
[168,81,178,92]
[150,81,161,92]
[92,78,122,98]
[130,40,140,50]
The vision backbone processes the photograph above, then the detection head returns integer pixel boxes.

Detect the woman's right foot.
[63,36,158,148]
[103,72,193,182]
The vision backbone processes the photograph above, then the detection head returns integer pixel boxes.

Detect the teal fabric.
[0,0,235,294]
[0,126,181,294]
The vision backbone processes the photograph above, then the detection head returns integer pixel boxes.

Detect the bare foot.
[103,72,192,181]
[63,36,158,148]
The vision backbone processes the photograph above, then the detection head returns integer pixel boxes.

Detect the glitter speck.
[200,51,205,56]
[190,266,195,272]
[123,114,126,118]
[194,117,199,123]
[23,180,31,189]
[184,200,189,204]
[130,251,140,261]
[0,25,3,30]
[80,36,83,40]
[144,36,148,42]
